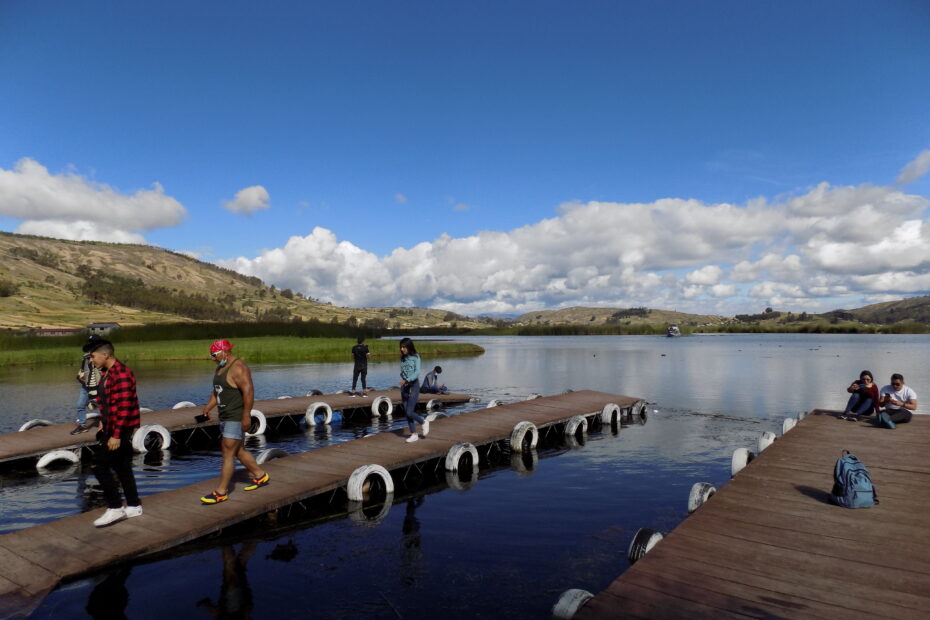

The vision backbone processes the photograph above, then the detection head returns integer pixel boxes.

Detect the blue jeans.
[402,379,424,432]
[844,393,873,415]
[75,389,100,424]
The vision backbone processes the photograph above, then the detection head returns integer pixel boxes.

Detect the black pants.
[884,408,913,424]
[352,367,367,391]
[92,435,140,509]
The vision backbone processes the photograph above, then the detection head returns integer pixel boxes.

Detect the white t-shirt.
[880,384,920,414]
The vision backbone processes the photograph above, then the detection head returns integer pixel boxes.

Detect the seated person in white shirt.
[878,373,918,426]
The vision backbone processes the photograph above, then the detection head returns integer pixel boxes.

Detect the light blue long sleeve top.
[400,354,420,382]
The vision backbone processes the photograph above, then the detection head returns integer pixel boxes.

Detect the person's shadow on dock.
[795,485,833,504]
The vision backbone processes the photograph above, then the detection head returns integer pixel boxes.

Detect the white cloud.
[897,150,930,185]
[0,158,187,242]
[220,181,930,315]
[223,185,270,215]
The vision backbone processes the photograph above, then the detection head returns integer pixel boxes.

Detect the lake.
[1,333,926,618]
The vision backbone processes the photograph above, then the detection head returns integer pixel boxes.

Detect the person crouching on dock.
[199,340,269,504]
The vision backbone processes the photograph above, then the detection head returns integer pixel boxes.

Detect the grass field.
[0,337,485,366]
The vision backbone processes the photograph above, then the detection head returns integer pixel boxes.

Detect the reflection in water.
[400,498,424,587]
[86,566,131,620]
[197,541,257,619]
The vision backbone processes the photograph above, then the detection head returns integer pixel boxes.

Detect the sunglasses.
[210,352,219,358]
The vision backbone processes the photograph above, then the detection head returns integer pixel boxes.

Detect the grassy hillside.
[513,306,729,329]
[0,232,489,330]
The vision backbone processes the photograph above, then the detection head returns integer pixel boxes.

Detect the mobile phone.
[194,414,209,424]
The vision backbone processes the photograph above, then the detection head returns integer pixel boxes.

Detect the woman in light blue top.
[399,337,427,442]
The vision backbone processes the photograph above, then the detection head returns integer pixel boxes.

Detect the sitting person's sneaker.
[93,507,126,527]
[244,472,270,491]
[200,490,229,504]
[405,434,419,443]
[123,505,143,518]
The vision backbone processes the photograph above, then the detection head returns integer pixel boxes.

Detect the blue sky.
[1,1,929,316]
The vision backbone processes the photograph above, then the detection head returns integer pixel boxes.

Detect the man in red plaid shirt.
[88,340,144,527]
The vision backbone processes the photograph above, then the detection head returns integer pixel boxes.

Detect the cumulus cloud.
[897,150,930,185]
[220,181,930,315]
[0,158,187,242]
[223,185,270,215]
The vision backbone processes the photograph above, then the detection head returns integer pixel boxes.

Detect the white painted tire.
[798,411,808,421]
[445,467,479,491]
[131,424,172,453]
[371,396,392,418]
[731,447,755,477]
[336,390,348,394]
[628,528,663,564]
[687,482,717,514]
[18,419,54,432]
[757,431,776,453]
[245,409,266,437]
[444,442,479,472]
[256,448,288,464]
[630,400,646,418]
[564,415,588,438]
[509,421,538,453]
[348,494,393,526]
[486,399,503,408]
[510,450,538,477]
[525,393,542,400]
[139,407,153,413]
[426,398,440,411]
[277,395,291,399]
[305,402,333,426]
[172,401,196,409]
[347,464,394,502]
[600,403,621,425]
[307,389,323,396]
[552,589,594,620]
[36,449,80,470]
[782,417,797,434]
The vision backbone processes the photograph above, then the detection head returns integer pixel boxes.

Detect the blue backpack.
[831,450,878,509]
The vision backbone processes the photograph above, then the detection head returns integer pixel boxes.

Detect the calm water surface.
[1,333,927,618]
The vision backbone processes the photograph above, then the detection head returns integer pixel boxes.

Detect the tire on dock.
[172,401,196,409]
[305,402,333,426]
[630,399,646,419]
[687,482,716,514]
[36,449,80,471]
[509,421,538,454]
[347,464,394,502]
[18,419,55,432]
[426,398,440,411]
[370,396,393,418]
[627,528,663,564]
[600,403,621,425]
[245,410,266,437]
[757,431,776,453]
[730,447,755,477]
[782,417,797,434]
[564,415,588,439]
[277,395,291,399]
[486,399,503,408]
[256,448,288,464]
[444,442,478,472]
[139,407,153,413]
[306,389,324,396]
[552,589,593,620]
[525,393,542,400]
[132,424,172,453]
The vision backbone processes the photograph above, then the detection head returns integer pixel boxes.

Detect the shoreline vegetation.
[0,336,485,367]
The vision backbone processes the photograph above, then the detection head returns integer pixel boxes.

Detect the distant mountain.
[513,306,728,328]
[837,296,930,325]
[0,232,490,330]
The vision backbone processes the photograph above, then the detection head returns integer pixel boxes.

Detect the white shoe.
[124,505,143,518]
[421,420,430,437]
[405,434,419,443]
[94,508,126,527]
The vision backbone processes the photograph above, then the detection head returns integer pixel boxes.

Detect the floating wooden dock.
[0,390,642,617]
[0,389,472,466]
[571,410,930,619]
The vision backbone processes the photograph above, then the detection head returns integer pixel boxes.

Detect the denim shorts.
[219,420,244,440]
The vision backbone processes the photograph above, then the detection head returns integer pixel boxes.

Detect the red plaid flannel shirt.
[100,360,140,440]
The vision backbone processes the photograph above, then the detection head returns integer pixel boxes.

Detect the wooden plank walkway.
[574,410,930,620]
[0,389,472,465]
[0,389,641,617]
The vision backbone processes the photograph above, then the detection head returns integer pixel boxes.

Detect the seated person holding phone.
[840,370,879,420]
[876,373,918,428]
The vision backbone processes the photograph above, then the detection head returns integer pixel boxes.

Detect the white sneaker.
[405,434,419,443]
[421,420,430,437]
[94,508,126,527]
[124,505,143,518]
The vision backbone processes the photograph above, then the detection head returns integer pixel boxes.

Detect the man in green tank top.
[199,339,269,504]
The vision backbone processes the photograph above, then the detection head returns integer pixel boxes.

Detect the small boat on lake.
[666,324,681,337]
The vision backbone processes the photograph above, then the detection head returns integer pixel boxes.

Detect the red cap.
[210,339,233,354]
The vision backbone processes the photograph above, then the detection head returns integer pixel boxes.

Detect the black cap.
[82,334,109,353]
